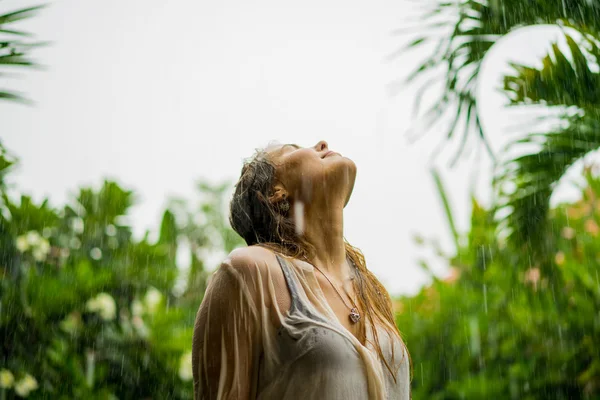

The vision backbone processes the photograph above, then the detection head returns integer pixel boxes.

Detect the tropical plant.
[396,165,600,399]
[0,151,189,398]
[0,4,46,103]
[0,143,243,398]
[401,0,600,256]
[0,5,249,396]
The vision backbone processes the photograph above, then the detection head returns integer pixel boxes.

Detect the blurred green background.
[2,1,600,399]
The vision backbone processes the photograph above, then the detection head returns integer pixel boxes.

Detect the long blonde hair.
[229,148,413,384]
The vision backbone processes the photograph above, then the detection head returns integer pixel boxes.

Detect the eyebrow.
[283,144,301,150]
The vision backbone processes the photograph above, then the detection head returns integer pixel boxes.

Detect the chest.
[275,321,362,366]
[266,259,365,346]
[313,273,365,345]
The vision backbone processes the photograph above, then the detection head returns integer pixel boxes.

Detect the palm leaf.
[0,5,46,25]
[0,53,35,66]
[400,0,600,163]
[0,90,30,104]
[493,33,600,257]
[0,4,46,104]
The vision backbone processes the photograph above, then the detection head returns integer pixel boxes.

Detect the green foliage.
[0,147,243,398]
[404,0,600,256]
[0,4,47,103]
[402,0,600,157]
[397,166,600,399]
[495,33,600,256]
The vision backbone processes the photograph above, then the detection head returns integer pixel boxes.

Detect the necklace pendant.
[349,307,361,324]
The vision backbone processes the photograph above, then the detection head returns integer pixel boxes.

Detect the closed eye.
[283,144,301,151]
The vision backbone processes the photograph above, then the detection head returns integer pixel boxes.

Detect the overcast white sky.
[2,0,586,296]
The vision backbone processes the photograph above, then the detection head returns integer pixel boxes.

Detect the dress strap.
[275,254,306,314]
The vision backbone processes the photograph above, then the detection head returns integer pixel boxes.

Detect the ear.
[268,182,289,204]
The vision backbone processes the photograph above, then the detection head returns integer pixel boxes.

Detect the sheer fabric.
[192,246,410,400]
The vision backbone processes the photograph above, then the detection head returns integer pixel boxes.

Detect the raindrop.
[294,201,305,235]
[557,324,564,351]
[468,317,481,356]
[482,249,487,270]
[509,374,519,399]
[483,284,488,315]
[86,350,95,388]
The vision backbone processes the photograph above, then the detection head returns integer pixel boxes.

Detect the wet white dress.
[193,249,411,400]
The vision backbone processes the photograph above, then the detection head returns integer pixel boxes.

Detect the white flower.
[33,249,46,262]
[89,247,102,260]
[25,231,41,248]
[178,352,193,381]
[14,374,38,397]
[60,248,70,259]
[86,293,116,321]
[16,232,51,261]
[70,217,84,234]
[0,369,14,388]
[39,238,50,252]
[32,239,50,262]
[105,224,117,236]
[131,300,144,316]
[16,235,29,253]
[144,287,162,314]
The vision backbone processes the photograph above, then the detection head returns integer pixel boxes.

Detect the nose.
[314,140,328,152]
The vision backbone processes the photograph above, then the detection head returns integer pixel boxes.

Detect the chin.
[318,156,357,206]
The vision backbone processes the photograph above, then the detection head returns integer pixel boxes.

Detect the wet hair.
[229,146,413,385]
[228,149,304,251]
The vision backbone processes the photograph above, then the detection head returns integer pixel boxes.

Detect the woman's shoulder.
[214,245,287,289]
[224,245,281,273]
[212,245,286,309]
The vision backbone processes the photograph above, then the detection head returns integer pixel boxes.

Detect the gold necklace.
[311,262,361,324]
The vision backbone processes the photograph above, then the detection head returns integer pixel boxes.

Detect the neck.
[293,198,351,281]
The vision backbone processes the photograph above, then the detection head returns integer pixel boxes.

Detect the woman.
[192,140,412,399]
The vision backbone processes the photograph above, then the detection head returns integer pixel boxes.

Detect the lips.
[323,151,336,158]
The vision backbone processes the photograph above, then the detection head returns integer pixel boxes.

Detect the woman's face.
[266,140,357,207]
